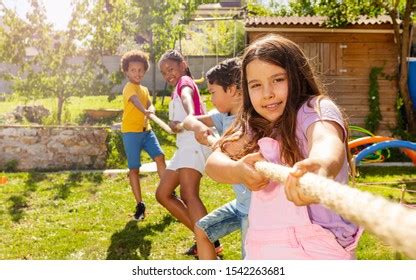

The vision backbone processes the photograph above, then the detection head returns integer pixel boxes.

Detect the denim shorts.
[196,199,248,258]
[122,131,164,169]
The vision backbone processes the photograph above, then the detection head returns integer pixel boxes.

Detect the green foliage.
[130,0,216,61]
[365,67,383,133]
[105,130,127,169]
[392,97,416,142]
[0,0,129,124]
[182,19,245,56]
[246,0,275,16]
[2,159,19,172]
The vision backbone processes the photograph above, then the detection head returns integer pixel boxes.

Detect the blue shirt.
[210,109,251,214]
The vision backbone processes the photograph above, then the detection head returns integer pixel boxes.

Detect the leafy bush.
[105,130,127,169]
[2,159,19,172]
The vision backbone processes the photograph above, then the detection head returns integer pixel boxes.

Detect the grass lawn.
[0,94,212,125]
[0,166,414,260]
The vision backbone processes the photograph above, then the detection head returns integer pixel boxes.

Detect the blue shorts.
[122,131,164,169]
[196,199,249,258]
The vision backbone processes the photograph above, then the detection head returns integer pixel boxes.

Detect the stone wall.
[0,125,108,171]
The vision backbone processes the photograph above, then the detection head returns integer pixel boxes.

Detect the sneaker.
[133,202,146,221]
[184,240,223,256]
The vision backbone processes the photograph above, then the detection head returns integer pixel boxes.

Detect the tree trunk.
[389,0,416,133]
[150,32,157,104]
[57,96,64,125]
[398,0,416,133]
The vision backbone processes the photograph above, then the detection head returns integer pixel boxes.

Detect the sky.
[3,0,72,30]
[2,0,289,31]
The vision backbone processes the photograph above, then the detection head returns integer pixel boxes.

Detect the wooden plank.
[281,33,395,44]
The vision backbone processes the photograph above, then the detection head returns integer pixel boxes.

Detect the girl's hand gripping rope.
[285,158,326,206]
[238,152,270,191]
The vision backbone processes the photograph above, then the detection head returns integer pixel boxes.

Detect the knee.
[155,185,173,205]
[155,187,165,204]
[128,169,139,177]
[180,191,198,206]
[154,154,165,163]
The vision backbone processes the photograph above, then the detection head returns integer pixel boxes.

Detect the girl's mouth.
[263,101,282,109]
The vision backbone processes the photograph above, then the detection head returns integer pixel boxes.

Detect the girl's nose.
[263,83,275,99]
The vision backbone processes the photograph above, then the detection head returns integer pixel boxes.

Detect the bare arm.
[183,115,216,146]
[205,135,269,190]
[130,95,151,116]
[168,86,197,133]
[180,86,195,115]
[285,120,346,205]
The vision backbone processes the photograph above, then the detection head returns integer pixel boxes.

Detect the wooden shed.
[245,16,399,135]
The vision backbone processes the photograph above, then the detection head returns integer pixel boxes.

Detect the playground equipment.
[348,127,387,163]
[349,136,416,165]
[353,139,416,165]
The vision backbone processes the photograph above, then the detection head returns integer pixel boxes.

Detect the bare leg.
[195,225,216,260]
[128,168,141,203]
[156,169,193,230]
[153,154,166,179]
[178,168,207,226]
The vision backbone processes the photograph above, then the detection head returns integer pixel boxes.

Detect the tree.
[373,0,416,134]
[130,0,218,102]
[0,0,128,124]
[181,19,245,56]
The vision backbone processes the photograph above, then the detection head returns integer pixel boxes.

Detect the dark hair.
[158,49,192,77]
[206,57,241,91]
[219,34,349,167]
[120,50,149,73]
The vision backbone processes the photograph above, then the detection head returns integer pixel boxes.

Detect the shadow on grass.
[8,172,47,222]
[106,215,175,260]
[53,172,104,199]
[8,195,28,222]
[53,172,83,200]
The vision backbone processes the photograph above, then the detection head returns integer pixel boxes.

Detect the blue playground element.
[408,58,416,110]
[354,140,416,165]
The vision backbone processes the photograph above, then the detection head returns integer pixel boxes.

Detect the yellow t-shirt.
[121,82,152,132]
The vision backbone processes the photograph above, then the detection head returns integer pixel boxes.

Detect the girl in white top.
[157,50,211,254]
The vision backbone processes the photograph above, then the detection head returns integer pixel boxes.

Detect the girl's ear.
[180,61,188,73]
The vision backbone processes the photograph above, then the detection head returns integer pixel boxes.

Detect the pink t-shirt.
[295,97,360,248]
[174,75,205,116]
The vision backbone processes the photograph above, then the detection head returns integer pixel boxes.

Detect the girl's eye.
[273,77,285,83]
[249,83,261,89]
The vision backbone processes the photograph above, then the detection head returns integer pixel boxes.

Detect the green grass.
[0,171,239,260]
[0,95,124,123]
[0,94,213,125]
[0,166,414,260]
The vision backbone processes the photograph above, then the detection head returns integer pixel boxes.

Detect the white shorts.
[167,131,212,174]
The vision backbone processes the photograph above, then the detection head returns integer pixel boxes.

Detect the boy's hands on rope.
[285,158,325,206]
[194,126,216,147]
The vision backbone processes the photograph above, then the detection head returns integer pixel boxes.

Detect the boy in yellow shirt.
[120,50,166,220]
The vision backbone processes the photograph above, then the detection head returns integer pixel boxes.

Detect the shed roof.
[245,15,394,27]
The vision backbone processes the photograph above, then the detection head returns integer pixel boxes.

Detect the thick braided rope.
[255,161,416,259]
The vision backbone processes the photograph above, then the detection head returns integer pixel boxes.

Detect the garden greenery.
[365,66,383,133]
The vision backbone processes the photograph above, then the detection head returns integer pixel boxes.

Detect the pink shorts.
[245,224,354,260]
